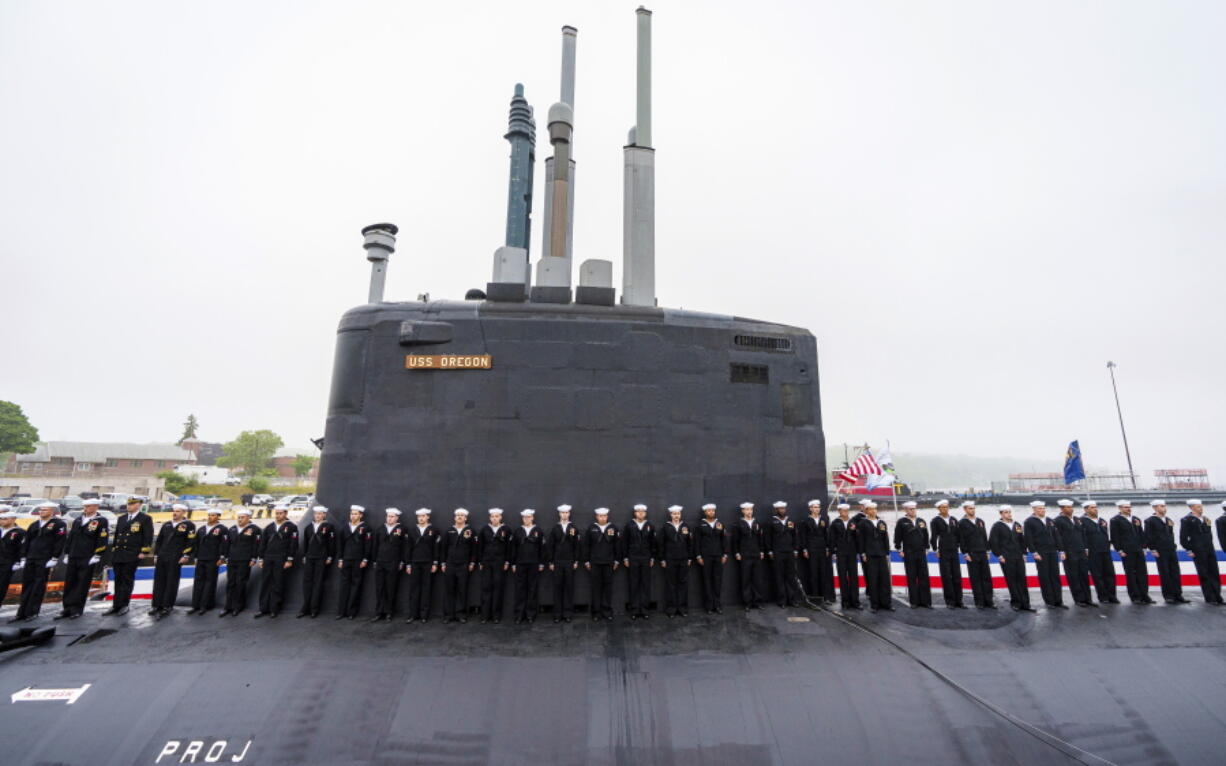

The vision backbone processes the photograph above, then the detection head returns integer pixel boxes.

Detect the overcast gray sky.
[3,1,1223,484]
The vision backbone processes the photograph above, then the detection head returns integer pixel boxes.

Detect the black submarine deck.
[3,592,1225,765]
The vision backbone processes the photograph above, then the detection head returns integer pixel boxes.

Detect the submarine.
[4,9,1226,766]
[315,7,828,543]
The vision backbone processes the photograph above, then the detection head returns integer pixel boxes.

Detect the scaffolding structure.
[1153,468,1210,491]
[1007,472,1136,492]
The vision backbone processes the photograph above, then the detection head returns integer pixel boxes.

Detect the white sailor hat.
[701,503,717,511]
[350,505,365,512]
[1056,499,1073,507]
[312,505,328,513]
[1188,499,1203,506]
[82,497,100,506]
[207,507,222,514]
[1149,499,1166,506]
[385,507,402,516]
[866,501,878,509]
[1116,500,1132,507]
[236,507,253,516]
[998,504,1013,513]
[1080,500,1097,508]
[521,508,535,517]
[667,505,682,513]
[772,501,787,509]
[171,503,187,511]
[836,503,850,510]
[901,501,917,509]
[1029,500,1046,508]
[807,499,821,507]
[961,500,975,508]
[633,503,647,511]
[0,510,18,519]
[488,507,504,515]
[454,508,469,516]
[415,507,431,516]
[594,507,610,515]
[740,502,754,509]
[858,499,872,506]
[0,504,10,512]
[934,499,950,506]
[557,504,572,513]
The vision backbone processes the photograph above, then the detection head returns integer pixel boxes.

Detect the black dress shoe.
[218,610,231,617]
[269,612,278,619]
[186,609,198,615]
[54,612,71,620]
[147,608,161,616]
[369,616,384,623]
[7,616,24,623]
[348,615,356,620]
[1108,598,1120,604]
[459,617,467,624]
[553,617,561,623]
[69,611,82,619]
[1054,604,1069,609]
[296,612,309,619]
[254,612,268,619]
[1022,607,1036,612]
[564,617,572,623]
[420,618,429,624]
[311,612,319,618]
[1177,597,1191,604]
[985,605,997,610]
[715,608,723,615]
[335,614,347,620]
[492,618,500,624]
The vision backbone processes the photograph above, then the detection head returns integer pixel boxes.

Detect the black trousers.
[771,553,802,606]
[338,561,365,617]
[1191,549,1222,603]
[299,558,328,615]
[0,564,15,607]
[480,563,508,621]
[443,565,470,619]
[1063,553,1092,604]
[405,564,431,619]
[803,551,836,602]
[151,558,184,610]
[589,563,614,617]
[553,562,576,618]
[191,560,220,611]
[1034,552,1063,606]
[662,560,689,614]
[62,559,96,614]
[1119,551,1149,602]
[514,565,541,620]
[1154,549,1181,600]
[863,555,891,609]
[966,552,993,607]
[112,560,139,610]
[937,550,963,607]
[17,559,52,618]
[258,560,290,613]
[902,550,932,607]
[374,564,400,616]
[835,553,860,608]
[1088,551,1117,602]
[1000,555,1029,609]
[225,561,252,612]
[739,557,763,607]
[699,558,723,611]
[627,561,651,615]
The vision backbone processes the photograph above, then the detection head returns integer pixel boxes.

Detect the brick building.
[2,441,196,499]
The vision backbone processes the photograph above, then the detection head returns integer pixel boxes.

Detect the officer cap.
[385,508,402,517]
[557,504,572,513]
[521,509,535,517]
[807,499,821,507]
[594,507,610,516]
[415,507,431,516]
[998,505,1013,513]
[236,508,253,517]
[350,505,365,512]
[772,501,787,509]
[126,497,142,505]
[171,503,187,511]
[1080,500,1097,508]
[701,503,716,511]
[836,503,850,510]
[1056,499,1073,507]
[901,501,917,509]
[1188,498,1203,506]
[37,500,58,509]
[83,498,100,506]
[1029,500,1046,508]
[740,502,754,510]
[633,504,647,512]
[668,505,683,513]
[488,507,504,516]
[1116,500,1132,507]
[454,508,469,517]
[312,505,328,513]
[961,500,975,508]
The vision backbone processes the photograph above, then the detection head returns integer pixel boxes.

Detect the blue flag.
[1063,440,1086,484]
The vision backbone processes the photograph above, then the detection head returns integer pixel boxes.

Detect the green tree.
[0,401,40,455]
[291,454,317,478]
[247,476,270,493]
[179,414,199,444]
[156,470,192,495]
[216,430,284,477]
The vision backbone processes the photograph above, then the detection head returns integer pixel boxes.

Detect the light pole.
[1106,361,1137,489]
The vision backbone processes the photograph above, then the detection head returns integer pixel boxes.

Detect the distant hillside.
[824,448,1100,491]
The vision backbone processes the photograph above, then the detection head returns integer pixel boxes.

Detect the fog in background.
[3,1,1223,485]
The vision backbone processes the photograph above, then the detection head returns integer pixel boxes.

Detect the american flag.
[837,450,882,484]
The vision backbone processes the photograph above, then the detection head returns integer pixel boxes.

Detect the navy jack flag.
[1063,440,1086,485]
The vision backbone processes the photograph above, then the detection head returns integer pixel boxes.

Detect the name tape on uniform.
[405,354,492,370]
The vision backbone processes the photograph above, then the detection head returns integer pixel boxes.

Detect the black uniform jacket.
[893,517,929,553]
[65,514,109,561]
[1180,514,1215,553]
[511,525,546,565]
[855,517,890,557]
[989,520,1026,559]
[695,519,728,558]
[439,525,478,566]
[259,521,299,562]
[301,522,336,561]
[1144,515,1177,552]
[799,515,831,554]
[584,523,620,565]
[1051,514,1087,554]
[1023,515,1058,554]
[659,522,693,561]
[194,523,230,562]
[112,512,154,563]
[930,515,960,553]
[477,524,513,565]
[154,519,196,562]
[227,523,262,562]
[621,521,657,562]
[0,526,25,564]
[23,517,67,560]
[340,522,373,563]
[765,516,799,555]
[372,523,406,565]
[1109,514,1145,553]
[1080,516,1112,554]
[731,518,764,558]
[547,522,581,564]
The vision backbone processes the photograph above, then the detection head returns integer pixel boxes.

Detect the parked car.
[15,498,52,514]
[58,496,85,514]
[99,493,133,511]
[251,494,275,506]
[272,494,313,512]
